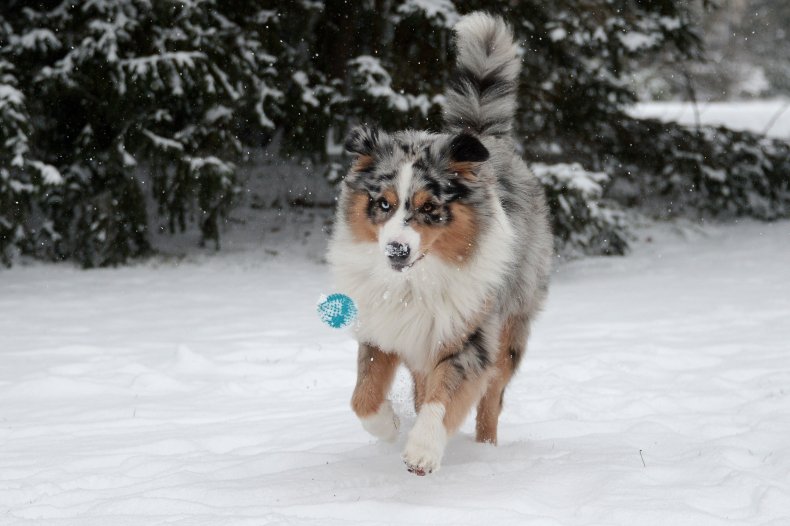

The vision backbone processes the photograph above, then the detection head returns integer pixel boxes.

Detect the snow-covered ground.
[631,99,790,139]
[2,219,789,525]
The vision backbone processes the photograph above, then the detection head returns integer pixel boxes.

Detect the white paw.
[402,402,447,476]
[360,401,400,442]
[402,436,444,475]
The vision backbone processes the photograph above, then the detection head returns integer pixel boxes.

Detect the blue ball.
[317,293,358,329]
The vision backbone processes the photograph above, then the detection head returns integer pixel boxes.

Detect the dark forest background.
[1,0,788,267]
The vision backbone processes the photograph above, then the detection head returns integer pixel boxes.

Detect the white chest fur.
[328,196,515,372]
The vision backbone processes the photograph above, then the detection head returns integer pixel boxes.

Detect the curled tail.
[444,12,521,138]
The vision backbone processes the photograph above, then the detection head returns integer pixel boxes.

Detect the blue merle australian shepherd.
[328,12,553,475]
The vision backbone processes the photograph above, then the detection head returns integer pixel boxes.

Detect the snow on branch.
[30,161,63,185]
[186,155,235,177]
[533,163,630,256]
[142,129,185,153]
[396,0,460,28]
[9,29,62,53]
[348,56,432,115]
[122,51,207,78]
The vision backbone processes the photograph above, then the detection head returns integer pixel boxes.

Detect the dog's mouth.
[390,252,427,272]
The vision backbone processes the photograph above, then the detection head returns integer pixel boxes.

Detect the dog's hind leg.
[475,315,529,445]
[351,343,401,442]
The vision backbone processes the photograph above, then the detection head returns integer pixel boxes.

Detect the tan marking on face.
[449,161,481,180]
[412,190,432,210]
[346,191,377,243]
[413,202,477,263]
[382,188,398,208]
[352,155,374,172]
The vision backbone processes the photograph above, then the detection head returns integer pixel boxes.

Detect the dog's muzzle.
[385,241,410,270]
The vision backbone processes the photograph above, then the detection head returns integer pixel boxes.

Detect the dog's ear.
[445,133,489,180]
[345,125,389,175]
[448,133,489,163]
[345,125,384,157]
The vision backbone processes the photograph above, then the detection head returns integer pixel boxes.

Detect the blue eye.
[378,199,391,211]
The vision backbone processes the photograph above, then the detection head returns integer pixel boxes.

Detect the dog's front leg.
[351,343,401,442]
[402,330,494,475]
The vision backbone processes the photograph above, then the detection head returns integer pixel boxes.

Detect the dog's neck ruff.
[328,194,515,372]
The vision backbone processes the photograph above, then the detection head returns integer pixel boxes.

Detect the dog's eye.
[377,198,391,211]
[421,202,434,214]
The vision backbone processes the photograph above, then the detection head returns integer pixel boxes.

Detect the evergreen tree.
[0,56,36,266]
[274,0,787,254]
[0,0,787,264]
[0,0,281,266]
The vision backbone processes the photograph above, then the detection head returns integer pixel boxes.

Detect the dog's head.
[342,125,490,272]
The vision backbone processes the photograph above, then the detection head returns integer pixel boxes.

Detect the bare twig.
[639,449,646,467]
[681,66,701,132]
[762,100,790,136]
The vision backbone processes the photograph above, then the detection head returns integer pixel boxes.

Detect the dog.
[327,12,553,475]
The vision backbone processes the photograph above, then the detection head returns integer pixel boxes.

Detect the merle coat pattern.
[328,12,553,475]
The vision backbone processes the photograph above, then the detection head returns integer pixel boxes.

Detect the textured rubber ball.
[317,293,358,329]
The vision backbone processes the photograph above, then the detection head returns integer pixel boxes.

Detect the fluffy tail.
[444,12,521,137]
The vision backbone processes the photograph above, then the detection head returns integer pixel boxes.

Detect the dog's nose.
[385,242,410,262]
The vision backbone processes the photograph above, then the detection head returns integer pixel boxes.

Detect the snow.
[142,129,184,152]
[255,84,282,129]
[187,155,234,175]
[0,85,25,108]
[204,105,233,124]
[123,52,206,77]
[10,29,61,53]
[396,0,460,28]
[292,71,319,108]
[2,219,789,524]
[737,68,771,98]
[548,27,567,42]
[631,100,790,139]
[531,163,607,196]
[30,161,63,185]
[658,17,682,31]
[349,56,433,115]
[618,31,659,52]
